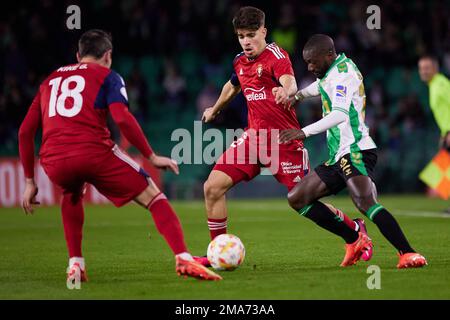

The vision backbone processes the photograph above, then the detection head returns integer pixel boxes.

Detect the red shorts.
[41,145,150,207]
[213,130,309,191]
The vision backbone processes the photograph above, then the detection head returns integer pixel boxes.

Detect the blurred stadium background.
[1,0,449,202]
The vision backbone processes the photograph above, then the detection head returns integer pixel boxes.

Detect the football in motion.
[207,234,245,271]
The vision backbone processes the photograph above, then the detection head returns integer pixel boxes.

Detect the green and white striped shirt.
[313,53,377,164]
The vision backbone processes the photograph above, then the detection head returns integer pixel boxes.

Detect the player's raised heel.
[397,252,428,269]
[176,256,222,281]
[340,232,372,267]
[353,218,373,261]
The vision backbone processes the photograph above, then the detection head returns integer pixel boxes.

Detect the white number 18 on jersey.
[48,75,85,118]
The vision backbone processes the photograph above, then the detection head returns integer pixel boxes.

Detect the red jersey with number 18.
[230,42,301,131]
[33,62,128,161]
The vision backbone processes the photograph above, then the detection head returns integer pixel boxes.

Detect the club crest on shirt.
[256,64,263,77]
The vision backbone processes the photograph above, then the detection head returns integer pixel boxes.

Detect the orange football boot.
[340,232,373,267]
[176,256,222,281]
[397,252,427,269]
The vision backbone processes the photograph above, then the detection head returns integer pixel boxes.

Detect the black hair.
[78,29,113,59]
[232,6,265,31]
[303,34,336,55]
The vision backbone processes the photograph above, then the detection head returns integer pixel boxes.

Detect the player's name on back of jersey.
[57,64,88,72]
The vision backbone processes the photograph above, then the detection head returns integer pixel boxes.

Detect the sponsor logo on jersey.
[281,161,302,174]
[293,175,302,183]
[244,87,266,102]
[340,157,352,176]
[256,64,263,77]
[336,85,347,97]
[335,85,347,105]
[239,68,243,75]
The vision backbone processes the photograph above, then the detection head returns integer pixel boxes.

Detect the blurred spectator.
[196,82,219,118]
[271,3,297,55]
[162,61,187,109]
[127,67,149,122]
[392,95,426,132]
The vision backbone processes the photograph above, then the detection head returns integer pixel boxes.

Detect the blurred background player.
[418,55,450,213]
[279,34,427,268]
[418,55,450,151]
[196,7,372,267]
[18,29,221,284]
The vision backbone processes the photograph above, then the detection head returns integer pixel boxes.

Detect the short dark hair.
[232,6,265,31]
[303,34,336,55]
[78,29,113,59]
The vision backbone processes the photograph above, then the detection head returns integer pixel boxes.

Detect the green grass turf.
[0,195,449,299]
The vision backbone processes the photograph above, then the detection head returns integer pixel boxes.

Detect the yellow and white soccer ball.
[207,234,245,271]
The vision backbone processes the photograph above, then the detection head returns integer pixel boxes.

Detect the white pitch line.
[389,210,450,219]
[174,201,450,219]
[224,203,450,219]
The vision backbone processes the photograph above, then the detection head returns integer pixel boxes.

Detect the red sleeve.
[272,49,294,81]
[109,102,153,158]
[19,91,42,178]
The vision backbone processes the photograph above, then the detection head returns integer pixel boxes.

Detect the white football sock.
[69,257,85,270]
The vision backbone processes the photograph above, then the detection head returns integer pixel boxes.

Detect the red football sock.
[335,208,358,231]
[208,217,227,240]
[148,193,188,255]
[61,193,84,258]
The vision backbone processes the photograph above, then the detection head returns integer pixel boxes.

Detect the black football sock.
[368,204,415,254]
[298,201,359,244]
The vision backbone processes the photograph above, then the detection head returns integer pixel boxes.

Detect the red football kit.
[214,43,309,190]
[18,62,201,263]
[19,62,153,206]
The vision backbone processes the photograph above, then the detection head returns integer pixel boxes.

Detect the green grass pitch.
[0,195,449,299]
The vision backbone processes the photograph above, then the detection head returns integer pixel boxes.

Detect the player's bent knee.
[204,179,227,201]
[353,196,375,215]
[287,190,307,211]
[135,184,160,208]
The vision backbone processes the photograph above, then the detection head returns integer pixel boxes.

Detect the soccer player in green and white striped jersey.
[279,34,427,269]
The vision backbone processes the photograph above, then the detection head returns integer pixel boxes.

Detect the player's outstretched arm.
[18,92,42,214]
[278,110,347,144]
[272,74,298,107]
[290,79,320,105]
[109,102,153,157]
[202,80,241,123]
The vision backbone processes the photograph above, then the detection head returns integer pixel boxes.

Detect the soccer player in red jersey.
[18,29,221,284]
[196,7,372,267]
